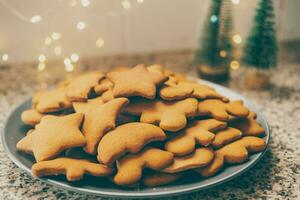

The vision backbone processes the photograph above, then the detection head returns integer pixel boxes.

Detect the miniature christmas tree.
[242,0,278,69]
[195,0,233,82]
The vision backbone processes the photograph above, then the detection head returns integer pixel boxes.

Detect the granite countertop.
[0,50,300,199]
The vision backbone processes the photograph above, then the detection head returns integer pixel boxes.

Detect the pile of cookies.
[17,64,266,187]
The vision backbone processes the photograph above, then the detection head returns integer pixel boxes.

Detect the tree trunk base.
[244,68,270,90]
[197,65,229,83]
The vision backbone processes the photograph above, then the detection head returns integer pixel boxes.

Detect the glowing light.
[70,53,79,62]
[96,38,105,48]
[2,54,8,61]
[230,60,240,70]
[51,32,61,40]
[231,0,240,4]
[137,0,144,3]
[65,63,74,72]
[37,62,46,71]
[122,0,131,9]
[210,15,218,23]
[77,21,86,30]
[81,0,90,7]
[54,46,62,55]
[45,37,52,45]
[38,54,46,62]
[232,34,242,44]
[219,50,227,58]
[64,58,71,66]
[30,15,42,23]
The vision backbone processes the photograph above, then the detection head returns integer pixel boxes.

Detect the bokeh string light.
[1,54,9,62]
[0,0,146,72]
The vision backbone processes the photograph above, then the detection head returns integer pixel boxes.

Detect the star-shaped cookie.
[16,113,86,162]
[124,97,198,132]
[32,87,72,113]
[66,71,104,101]
[74,97,129,154]
[107,64,168,99]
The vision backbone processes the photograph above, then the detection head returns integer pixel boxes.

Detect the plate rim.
[1,79,270,198]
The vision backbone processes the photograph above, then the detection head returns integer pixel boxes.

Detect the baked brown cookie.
[98,122,166,164]
[32,87,72,113]
[66,71,104,101]
[32,157,112,181]
[142,171,182,186]
[124,97,198,132]
[74,98,129,154]
[114,148,174,185]
[94,78,114,96]
[165,119,227,156]
[21,109,44,126]
[16,113,86,162]
[162,147,214,173]
[211,127,242,148]
[160,82,228,101]
[196,136,266,177]
[72,96,104,113]
[107,64,168,99]
[230,111,265,137]
[198,100,250,121]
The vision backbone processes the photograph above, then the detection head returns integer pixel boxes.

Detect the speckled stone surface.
[0,50,300,199]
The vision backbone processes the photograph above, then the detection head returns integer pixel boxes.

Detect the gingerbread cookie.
[32,87,72,113]
[114,148,174,185]
[75,98,129,154]
[21,109,44,126]
[66,71,104,101]
[124,97,198,132]
[196,136,266,177]
[230,111,265,137]
[98,122,166,164]
[160,82,228,101]
[107,64,168,99]
[32,157,112,181]
[211,127,242,148]
[100,89,115,102]
[147,64,178,86]
[162,147,214,173]
[17,113,86,162]
[198,100,250,121]
[142,171,182,186]
[165,119,227,156]
[94,78,114,96]
[72,96,104,113]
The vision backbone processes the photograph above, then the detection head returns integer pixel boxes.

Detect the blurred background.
[0,0,299,63]
[0,0,299,88]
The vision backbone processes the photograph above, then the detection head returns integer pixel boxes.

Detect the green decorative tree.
[242,0,278,69]
[194,0,233,68]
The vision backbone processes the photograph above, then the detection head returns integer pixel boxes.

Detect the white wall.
[0,0,298,65]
